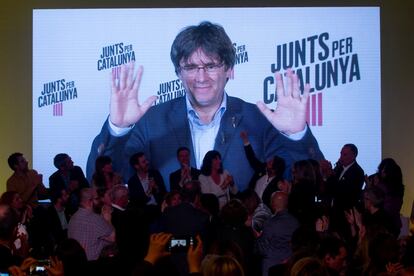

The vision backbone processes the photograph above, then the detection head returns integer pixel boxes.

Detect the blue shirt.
[186,94,227,169]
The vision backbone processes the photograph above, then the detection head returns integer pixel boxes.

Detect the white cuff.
[281,125,307,141]
[108,119,134,137]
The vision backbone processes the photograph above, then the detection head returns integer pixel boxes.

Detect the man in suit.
[169,147,200,191]
[127,152,166,209]
[156,180,209,276]
[110,185,150,272]
[330,144,365,211]
[87,21,324,192]
[30,187,71,258]
[255,191,299,276]
[49,153,89,215]
[322,143,365,236]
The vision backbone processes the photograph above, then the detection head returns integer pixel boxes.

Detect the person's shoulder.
[127,173,139,183]
[350,161,364,174]
[6,174,15,185]
[175,202,209,218]
[198,174,209,181]
[49,170,60,180]
[227,95,258,110]
[149,168,162,175]
[170,168,181,174]
[227,95,267,123]
[355,161,364,171]
[72,165,85,174]
[68,208,82,222]
[28,169,39,176]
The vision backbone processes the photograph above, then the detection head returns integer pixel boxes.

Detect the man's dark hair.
[176,146,190,157]
[171,21,236,75]
[378,158,404,197]
[54,238,88,276]
[201,150,223,176]
[54,153,69,169]
[317,235,346,259]
[364,185,385,208]
[129,152,145,167]
[50,187,66,204]
[343,143,358,157]
[200,193,220,217]
[7,152,23,171]
[180,180,201,203]
[219,199,248,227]
[95,155,113,173]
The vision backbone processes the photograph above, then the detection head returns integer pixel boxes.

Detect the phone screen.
[168,236,194,252]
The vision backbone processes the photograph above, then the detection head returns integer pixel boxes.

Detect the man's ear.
[225,67,234,82]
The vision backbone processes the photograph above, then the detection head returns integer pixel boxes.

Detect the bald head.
[111,185,129,208]
[271,191,289,213]
[79,188,98,209]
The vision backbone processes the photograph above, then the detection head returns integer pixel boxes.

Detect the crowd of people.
[1,21,413,276]
[0,141,413,276]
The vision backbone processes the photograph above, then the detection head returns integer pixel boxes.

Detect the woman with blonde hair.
[290,257,328,276]
[201,254,245,276]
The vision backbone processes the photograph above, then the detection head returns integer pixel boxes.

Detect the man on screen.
[87,21,323,191]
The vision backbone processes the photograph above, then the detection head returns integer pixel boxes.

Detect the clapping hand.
[220,174,234,190]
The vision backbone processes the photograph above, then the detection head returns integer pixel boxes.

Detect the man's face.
[92,190,103,212]
[64,156,74,170]
[178,48,232,110]
[325,246,347,272]
[102,163,113,174]
[103,189,112,206]
[177,149,190,167]
[339,146,355,167]
[60,190,70,205]
[266,159,274,175]
[11,193,24,210]
[15,156,29,172]
[136,155,149,173]
[170,193,182,207]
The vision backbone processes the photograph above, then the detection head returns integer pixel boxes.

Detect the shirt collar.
[343,161,355,171]
[186,93,227,126]
[112,203,126,211]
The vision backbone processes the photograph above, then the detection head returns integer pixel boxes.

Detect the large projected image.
[33,7,381,190]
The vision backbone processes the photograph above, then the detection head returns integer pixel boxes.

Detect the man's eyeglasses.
[179,63,224,75]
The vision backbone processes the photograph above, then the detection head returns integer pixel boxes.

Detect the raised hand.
[256,68,309,135]
[187,235,203,273]
[315,215,329,232]
[344,209,355,225]
[109,62,157,128]
[144,232,172,265]
[45,256,64,276]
